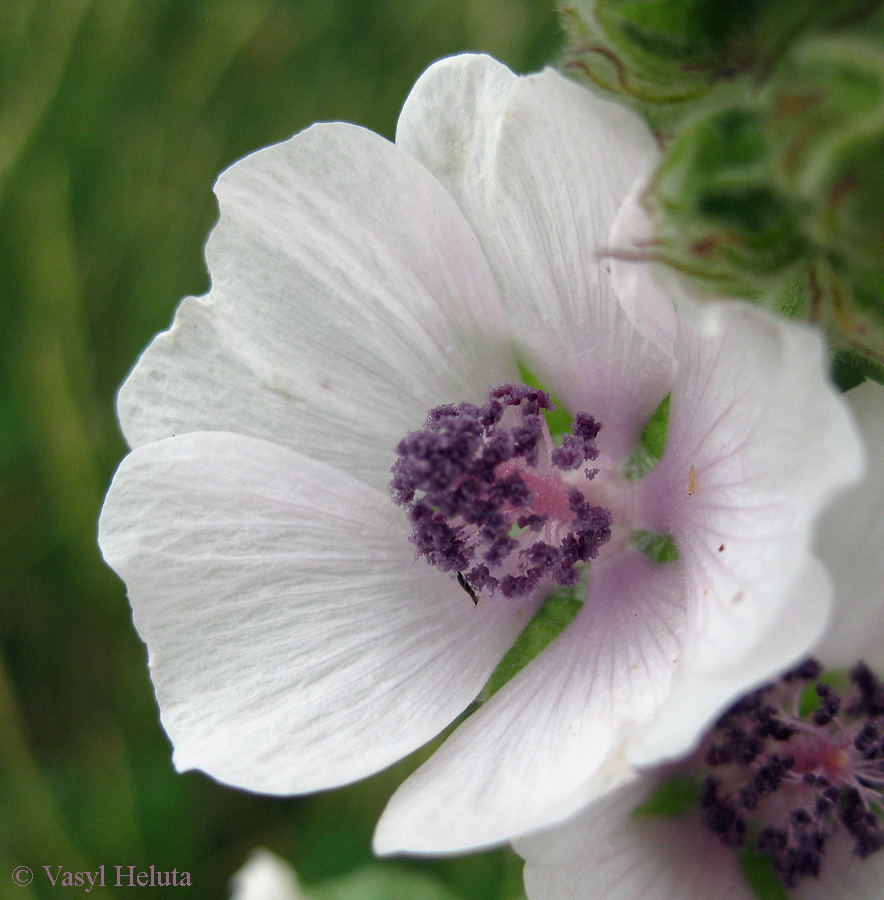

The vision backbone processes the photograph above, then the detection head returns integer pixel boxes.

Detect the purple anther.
[390,383,611,600]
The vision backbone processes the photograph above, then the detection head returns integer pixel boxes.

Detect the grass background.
[0,2,561,897]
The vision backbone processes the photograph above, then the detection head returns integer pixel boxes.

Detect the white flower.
[515,382,884,900]
[229,850,466,900]
[99,53,862,856]
[230,850,306,900]
[518,771,884,900]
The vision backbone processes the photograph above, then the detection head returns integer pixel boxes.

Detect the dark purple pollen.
[525,541,558,566]
[693,658,884,889]
[484,535,518,565]
[390,383,611,600]
[512,417,544,467]
[493,472,531,507]
[812,683,840,726]
[572,412,602,441]
[700,777,747,847]
[841,789,884,857]
[851,662,884,716]
[551,435,588,470]
[551,416,602,470]
[752,703,797,741]
[855,722,879,752]
[738,783,759,810]
[517,513,548,532]
[786,659,823,681]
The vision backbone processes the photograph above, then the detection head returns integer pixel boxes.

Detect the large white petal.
[628,557,831,766]
[628,302,861,765]
[812,380,884,671]
[397,54,674,464]
[515,778,749,900]
[99,431,537,794]
[373,549,687,854]
[639,302,863,674]
[118,122,516,492]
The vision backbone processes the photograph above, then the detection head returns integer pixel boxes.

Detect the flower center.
[390,383,612,600]
[697,659,884,888]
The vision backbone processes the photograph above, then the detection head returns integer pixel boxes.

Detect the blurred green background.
[0,2,560,897]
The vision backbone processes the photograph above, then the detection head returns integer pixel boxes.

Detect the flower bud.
[559,0,878,127]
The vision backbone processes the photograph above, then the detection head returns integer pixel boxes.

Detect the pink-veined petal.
[639,301,862,675]
[373,548,687,853]
[628,556,831,766]
[397,54,674,464]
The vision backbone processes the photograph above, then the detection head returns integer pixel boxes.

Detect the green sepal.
[622,393,670,481]
[479,582,584,701]
[631,529,679,562]
[632,775,704,818]
[517,361,572,438]
[649,105,808,296]
[738,848,789,900]
[559,0,877,129]
[767,26,884,364]
[831,347,884,392]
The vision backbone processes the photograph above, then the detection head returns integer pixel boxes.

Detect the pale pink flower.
[99,54,862,856]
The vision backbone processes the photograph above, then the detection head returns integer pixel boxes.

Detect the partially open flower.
[99,54,862,855]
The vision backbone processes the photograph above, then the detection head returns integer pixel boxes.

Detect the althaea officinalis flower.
[99,54,863,855]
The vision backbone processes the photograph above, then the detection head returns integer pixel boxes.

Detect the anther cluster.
[390,383,611,599]
[698,659,884,888]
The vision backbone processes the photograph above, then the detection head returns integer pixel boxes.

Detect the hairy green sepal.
[479,583,584,701]
[622,393,671,481]
[632,775,703,818]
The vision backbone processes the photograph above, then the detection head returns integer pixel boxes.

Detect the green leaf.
[631,529,679,562]
[632,775,703,818]
[738,849,789,900]
[479,583,584,701]
[622,393,671,481]
[516,361,573,438]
